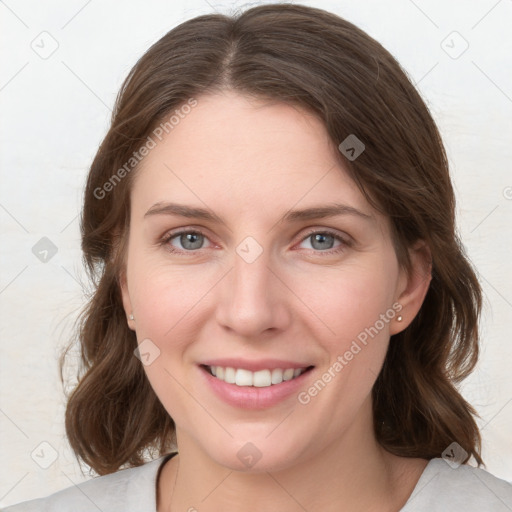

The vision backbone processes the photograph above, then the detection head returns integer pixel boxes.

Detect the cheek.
[127,258,210,419]
[289,259,398,346]
[292,264,398,422]
[127,252,223,378]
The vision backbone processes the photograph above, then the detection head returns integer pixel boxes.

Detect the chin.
[203,435,308,473]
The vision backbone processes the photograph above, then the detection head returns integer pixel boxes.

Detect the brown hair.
[61,3,483,475]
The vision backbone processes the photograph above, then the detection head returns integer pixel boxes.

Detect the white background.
[1,0,511,507]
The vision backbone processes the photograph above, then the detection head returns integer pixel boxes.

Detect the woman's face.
[121,91,428,471]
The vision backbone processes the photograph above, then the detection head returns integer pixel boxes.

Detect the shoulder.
[402,458,512,511]
[2,455,172,512]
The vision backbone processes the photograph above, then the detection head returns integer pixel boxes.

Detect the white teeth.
[208,365,308,387]
[271,368,283,384]
[283,368,295,381]
[224,367,236,384]
[253,369,271,387]
[235,368,253,386]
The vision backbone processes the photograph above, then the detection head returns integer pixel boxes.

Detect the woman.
[6,3,511,511]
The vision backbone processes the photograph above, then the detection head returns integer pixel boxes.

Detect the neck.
[157,400,427,512]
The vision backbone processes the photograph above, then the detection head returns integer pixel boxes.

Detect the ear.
[390,240,432,335]
[119,268,136,331]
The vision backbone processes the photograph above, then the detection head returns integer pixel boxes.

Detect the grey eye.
[308,233,336,250]
[177,232,205,250]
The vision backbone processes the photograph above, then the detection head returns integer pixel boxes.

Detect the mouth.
[200,364,315,388]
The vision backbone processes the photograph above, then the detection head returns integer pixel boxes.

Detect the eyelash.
[159,227,351,256]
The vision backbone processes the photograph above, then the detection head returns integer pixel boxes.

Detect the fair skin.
[120,91,432,512]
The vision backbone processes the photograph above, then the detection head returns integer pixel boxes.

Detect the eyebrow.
[144,202,373,224]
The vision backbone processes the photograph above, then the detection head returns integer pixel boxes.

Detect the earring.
[129,314,135,321]
[397,315,403,322]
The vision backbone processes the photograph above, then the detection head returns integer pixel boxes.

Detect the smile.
[203,365,314,387]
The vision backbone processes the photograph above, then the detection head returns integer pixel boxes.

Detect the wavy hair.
[60,3,483,475]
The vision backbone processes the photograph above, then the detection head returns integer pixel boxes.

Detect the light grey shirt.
[3,455,512,511]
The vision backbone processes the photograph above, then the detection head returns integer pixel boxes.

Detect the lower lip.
[199,365,314,410]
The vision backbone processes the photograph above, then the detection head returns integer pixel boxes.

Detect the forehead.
[131,91,376,224]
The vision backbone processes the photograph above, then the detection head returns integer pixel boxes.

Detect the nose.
[215,247,292,338]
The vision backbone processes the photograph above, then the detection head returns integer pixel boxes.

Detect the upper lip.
[200,358,314,372]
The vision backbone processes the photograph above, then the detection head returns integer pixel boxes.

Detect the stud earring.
[129,314,135,321]
[397,315,403,322]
